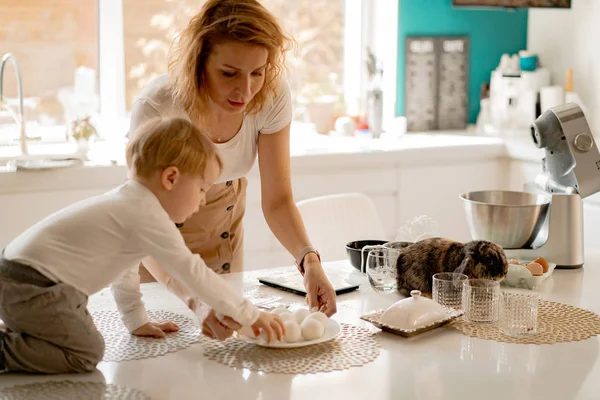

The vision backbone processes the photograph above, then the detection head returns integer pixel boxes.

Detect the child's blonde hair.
[168,0,293,124]
[126,117,223,179]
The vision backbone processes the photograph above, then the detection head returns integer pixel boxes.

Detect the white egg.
[271,307,289,315]
[305,311,329,329]
[278,311,295,322]
[293,308,311,324]
[301,318,325,341]
[283,320,302,343]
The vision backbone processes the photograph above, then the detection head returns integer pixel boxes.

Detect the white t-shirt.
[4,180,260,332]
[129,74,293,183]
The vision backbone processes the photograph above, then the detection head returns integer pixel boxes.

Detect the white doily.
[199,323,381,374]
[0,381,151,400]
[91,310,200,362]
[242,276,294,309]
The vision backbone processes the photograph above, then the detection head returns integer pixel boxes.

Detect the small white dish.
[361,289,463,337]
[381,290,448,330]
[235,318,341,348]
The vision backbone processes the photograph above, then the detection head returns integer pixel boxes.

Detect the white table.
[1,256,599,400]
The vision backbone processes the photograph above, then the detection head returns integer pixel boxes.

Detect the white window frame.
[98,0,398,137]
[344,0,398,133]
[98,0,126,137]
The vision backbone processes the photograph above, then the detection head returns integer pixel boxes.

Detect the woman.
[129,0,337,339]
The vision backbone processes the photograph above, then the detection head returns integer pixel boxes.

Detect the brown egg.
[526,262,544,276]
[533,257,549,273]
[509,259,525,266]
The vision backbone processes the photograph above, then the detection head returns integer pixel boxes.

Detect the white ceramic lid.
[380,290,448,330]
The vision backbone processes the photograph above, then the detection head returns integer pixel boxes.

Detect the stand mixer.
[461,103,600,269]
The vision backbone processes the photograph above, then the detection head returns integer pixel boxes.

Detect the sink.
[9,158,83,171]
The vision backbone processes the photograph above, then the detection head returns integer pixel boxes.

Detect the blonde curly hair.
[168,0,292,123]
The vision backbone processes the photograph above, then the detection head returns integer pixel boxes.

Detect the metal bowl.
[460,190,551,249]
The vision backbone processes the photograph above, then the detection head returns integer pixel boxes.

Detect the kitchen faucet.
[0,53,27,155]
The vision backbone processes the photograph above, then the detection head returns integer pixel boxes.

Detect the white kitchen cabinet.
[0,160,506,270]
[584,203,600,252]
[243,164,399,269]
[0,134,510,271]
[398,161,506,242]
[243,158,507,269]
[0,190,107,247]
[508,159,542,191]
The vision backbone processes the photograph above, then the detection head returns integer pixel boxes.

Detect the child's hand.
[251,311,286,343]
[186,296,199,313]
[132,321,179,338]
[201,309,241,340]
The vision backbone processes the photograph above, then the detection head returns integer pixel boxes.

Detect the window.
[112,0,397,136]
[119,0,346,129]
[2,0,397,141]
[0,0,99,142]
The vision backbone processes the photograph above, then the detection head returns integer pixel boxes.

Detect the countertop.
[0,131,538,194]
[1,256,598,400]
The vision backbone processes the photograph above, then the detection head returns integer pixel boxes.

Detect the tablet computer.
[257,265,360,297]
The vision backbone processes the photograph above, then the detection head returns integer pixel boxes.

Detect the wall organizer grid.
[405,36,469,132]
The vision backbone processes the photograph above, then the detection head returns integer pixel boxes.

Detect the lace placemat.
[449,300,600,344]
[0,381,151,400]
[242,276,295,309]
[243,276,263,298]
[199,323,380,374]
[91,310,200,362]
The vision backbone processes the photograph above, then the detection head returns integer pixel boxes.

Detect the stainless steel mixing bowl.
[460,190,551,249]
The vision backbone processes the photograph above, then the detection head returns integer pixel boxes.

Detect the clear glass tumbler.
[499,290,539,337]
[365,248,401,292]
[432,272,469,310]
[462,279,500,324]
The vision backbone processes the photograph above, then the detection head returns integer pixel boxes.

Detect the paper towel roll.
[540,86,564,112]
[520,68,550,93]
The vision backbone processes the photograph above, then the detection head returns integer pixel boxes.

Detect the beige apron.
[139,177,247,282]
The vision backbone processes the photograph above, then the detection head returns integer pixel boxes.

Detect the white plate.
[235,318,341,348]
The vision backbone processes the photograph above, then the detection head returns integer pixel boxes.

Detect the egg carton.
[502,260,556,290]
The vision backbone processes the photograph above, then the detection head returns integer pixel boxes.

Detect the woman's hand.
[303,258,337,316]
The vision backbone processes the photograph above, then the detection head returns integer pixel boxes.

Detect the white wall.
[528,0,600,136]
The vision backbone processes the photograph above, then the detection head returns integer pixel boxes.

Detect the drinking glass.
[365,248,401,292]
[432,272,469,310]
[499,290,539,337]
[462,279,500,323]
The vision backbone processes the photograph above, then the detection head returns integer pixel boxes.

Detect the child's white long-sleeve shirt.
[4,180,260,332]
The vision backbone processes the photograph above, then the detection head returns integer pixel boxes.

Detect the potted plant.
[71,116,97,155]
[366,47,383,138]
[298,78,344,135]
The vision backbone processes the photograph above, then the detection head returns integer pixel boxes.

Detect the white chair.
[296,192,387,262]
